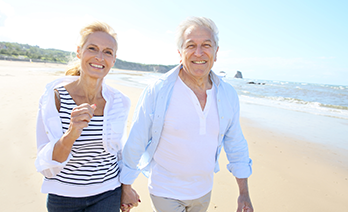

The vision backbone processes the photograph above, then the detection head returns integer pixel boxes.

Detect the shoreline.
[1,60,347,211]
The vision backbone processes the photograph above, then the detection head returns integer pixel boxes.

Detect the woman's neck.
[67,75,104,105]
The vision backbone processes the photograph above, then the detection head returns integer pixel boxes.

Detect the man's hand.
[236,178,253,212]
[236,193,253,212]
[121,184,140,212]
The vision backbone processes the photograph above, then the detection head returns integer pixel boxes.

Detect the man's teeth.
[193,61,206,64]
[91,64,103,68]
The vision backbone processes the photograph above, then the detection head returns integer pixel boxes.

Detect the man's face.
[179,25,219,79]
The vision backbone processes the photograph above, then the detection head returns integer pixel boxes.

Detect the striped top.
[46,86,119,186]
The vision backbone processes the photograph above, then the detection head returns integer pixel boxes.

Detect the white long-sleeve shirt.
[121,65,252,186]
[35,76,130,196]
[149,76,219,199]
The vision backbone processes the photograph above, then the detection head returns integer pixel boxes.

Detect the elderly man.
[120,17,253,212]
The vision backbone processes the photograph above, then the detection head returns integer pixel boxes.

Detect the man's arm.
[220,84,253,211]
[120,86,154,184]
[236,178,253,212]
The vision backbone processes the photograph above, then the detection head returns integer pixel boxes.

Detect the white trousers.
[150,191,212,212]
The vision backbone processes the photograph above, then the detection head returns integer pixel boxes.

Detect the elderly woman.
[35,21,138,212]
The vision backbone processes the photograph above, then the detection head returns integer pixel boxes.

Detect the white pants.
[150,191,212,212]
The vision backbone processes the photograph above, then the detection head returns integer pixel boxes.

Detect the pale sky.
[0,0,347,85]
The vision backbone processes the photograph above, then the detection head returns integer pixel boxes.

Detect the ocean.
[226,77,348,120]
[107,69,348,150]
[108,70,348,120]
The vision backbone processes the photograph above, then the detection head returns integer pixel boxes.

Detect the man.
[120,17,253,212]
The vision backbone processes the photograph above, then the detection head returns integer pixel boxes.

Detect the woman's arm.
[52,103,96,162]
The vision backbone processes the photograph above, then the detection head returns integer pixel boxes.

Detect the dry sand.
[0,60,347,211]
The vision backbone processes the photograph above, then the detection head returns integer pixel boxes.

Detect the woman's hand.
[52,103,96,163]
[66,103,97,140]
[121,185,140,212]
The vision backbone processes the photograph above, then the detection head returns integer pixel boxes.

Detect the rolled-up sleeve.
[223,91,252,178]
[34,97,71,178]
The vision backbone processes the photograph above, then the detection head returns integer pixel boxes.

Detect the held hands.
[121,185,141,212]
[65,103,97,140]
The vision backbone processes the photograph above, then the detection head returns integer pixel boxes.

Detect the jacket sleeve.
[34,94,72,178]
[120,86,155,184]
[223,88,252,178]
[115,94,132,170]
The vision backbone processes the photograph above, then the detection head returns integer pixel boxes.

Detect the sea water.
[107,70,348,150]
[224,76,348,150]
[226,77,348,120]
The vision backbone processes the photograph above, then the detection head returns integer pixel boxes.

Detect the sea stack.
[234,71,243,79]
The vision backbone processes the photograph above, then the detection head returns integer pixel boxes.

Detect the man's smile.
[192,61,207,64]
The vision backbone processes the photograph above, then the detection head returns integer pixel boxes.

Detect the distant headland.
[0,41,177,73]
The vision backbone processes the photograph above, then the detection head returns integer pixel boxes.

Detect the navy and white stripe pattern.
[47,86,119,186]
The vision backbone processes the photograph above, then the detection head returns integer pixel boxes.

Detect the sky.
[0,0,347,85]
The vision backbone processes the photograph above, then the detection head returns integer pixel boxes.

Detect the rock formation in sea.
[218,71,226,77]
[234,71,243,79]
[247,81,266,85]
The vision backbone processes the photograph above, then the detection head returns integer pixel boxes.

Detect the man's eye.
[105,51,113,55]
[88,47,96,51]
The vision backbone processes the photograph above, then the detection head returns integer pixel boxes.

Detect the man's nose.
[194,46,203,56]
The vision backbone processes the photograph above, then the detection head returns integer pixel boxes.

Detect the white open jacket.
[35,76,130,178]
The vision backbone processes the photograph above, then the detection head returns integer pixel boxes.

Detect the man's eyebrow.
[104,47,115,51]
[185,39,213,43]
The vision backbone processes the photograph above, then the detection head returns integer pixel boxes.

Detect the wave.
[264,96,348,110]
[239,95,348,120]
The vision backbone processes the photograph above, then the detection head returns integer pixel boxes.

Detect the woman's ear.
[76,46,81,59]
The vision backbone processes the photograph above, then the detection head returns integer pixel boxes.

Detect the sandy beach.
[0,60,347,211]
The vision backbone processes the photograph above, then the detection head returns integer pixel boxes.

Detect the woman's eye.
[88,47,96,51]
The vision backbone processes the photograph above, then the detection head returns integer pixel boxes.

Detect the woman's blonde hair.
[65,21,118,76]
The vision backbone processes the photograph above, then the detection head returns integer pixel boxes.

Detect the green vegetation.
[0,41,177,73]
[0,41,73,63]
[115,59,176,73]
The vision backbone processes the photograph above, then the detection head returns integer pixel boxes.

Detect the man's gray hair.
[176,17,219,52]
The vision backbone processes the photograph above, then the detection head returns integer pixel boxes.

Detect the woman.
[35,21,138,212]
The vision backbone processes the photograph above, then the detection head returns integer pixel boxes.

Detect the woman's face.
[77,31,117,79]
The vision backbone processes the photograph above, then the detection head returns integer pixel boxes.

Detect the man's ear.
[178,49,182,63]
[214,46,219,62]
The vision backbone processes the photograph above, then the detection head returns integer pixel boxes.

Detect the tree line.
[0,41,72,63]
[0,41,176,73]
